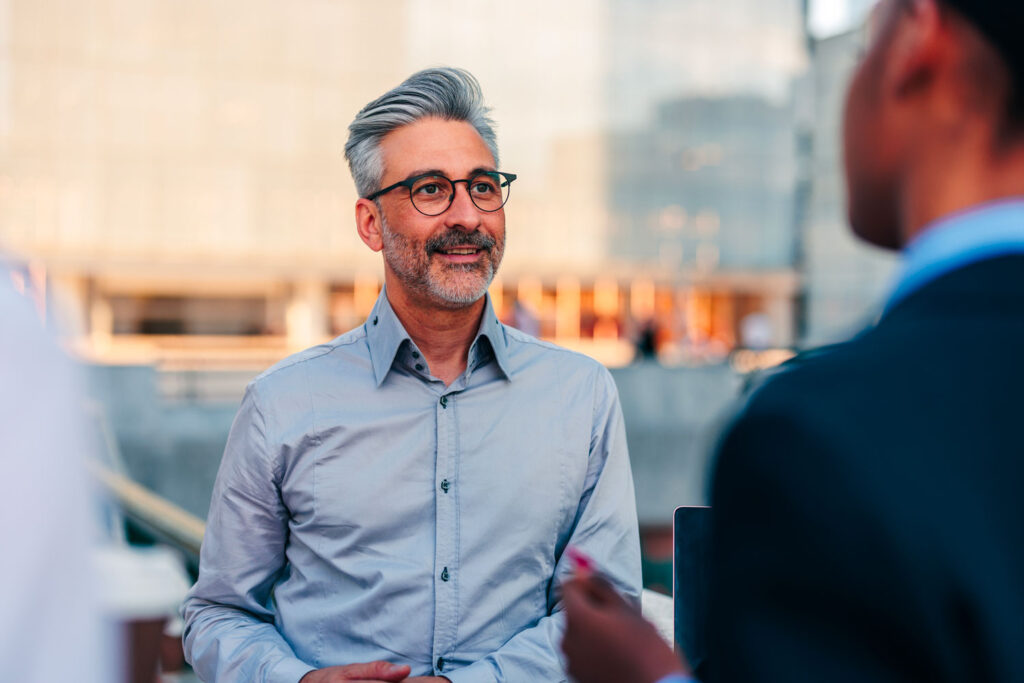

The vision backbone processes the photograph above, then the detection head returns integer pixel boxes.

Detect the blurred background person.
[562,0,1024,681]
[0,265,109,682]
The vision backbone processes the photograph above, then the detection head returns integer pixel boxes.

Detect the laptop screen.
[674,505,711,676]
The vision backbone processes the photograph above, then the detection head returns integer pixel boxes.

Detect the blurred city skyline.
[0,0,895,367]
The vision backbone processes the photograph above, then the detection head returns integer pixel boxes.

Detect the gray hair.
[344,67,500,199]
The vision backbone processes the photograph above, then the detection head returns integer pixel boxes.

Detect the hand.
[561,575,688,683]
[300,661,411,682]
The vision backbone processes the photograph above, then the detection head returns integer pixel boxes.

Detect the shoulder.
[248,327,369,398]
[716,337,882,471]
[503,325,608,373]
[740,323,913,421]
[740,341,858,412]
[712,325,934,515]
[711,344,879,548]
[503,325,616,392]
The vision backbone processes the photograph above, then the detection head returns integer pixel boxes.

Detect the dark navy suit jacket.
[707,254,1024,682]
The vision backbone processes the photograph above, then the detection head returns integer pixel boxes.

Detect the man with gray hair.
[182,67,641,683]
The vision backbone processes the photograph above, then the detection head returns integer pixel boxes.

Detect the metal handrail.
[90,463,205,561]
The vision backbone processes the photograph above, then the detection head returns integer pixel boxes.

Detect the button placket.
[432,390,458,664]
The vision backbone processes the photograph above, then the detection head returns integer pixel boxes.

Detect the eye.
[471,180,498,195]
[415,182,442,196]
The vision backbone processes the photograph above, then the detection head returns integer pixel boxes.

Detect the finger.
[570,573,625,607]
[340,661,411,681]
[560,578,593,616]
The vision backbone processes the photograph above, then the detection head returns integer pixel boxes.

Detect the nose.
[443,181,483,232]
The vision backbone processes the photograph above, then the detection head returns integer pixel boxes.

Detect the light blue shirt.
[655,676,697,683]
[886,198,1024,310]
[182,290,642,682]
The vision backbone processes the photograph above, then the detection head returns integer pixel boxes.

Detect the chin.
[428,277,491,308]
[849,211,902,250]
[846,180,904,251]
[424,262,495,307]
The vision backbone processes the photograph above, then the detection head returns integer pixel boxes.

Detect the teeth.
[444,249,477,255]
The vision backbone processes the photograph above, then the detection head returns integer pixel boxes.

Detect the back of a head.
[344,67,499,199]
[941,0,1024,133]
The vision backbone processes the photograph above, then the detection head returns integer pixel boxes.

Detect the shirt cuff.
[655,674,698,683]
[268,656,316,683]
[439,661,496,683]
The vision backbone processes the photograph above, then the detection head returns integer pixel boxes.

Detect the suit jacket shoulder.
[708,254,1024,683]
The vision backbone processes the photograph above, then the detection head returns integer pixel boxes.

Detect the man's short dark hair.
[941,0,1024,126]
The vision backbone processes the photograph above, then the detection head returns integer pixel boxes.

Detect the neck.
[384,277,486,387]
[901,127,1024,243]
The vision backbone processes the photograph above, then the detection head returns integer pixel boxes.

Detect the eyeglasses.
[366,171,517,216]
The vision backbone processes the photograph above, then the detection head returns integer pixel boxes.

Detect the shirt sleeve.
[445,366,643,683]
[654,676,699,683]
[181,383,315,683]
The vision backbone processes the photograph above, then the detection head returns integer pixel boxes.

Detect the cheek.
[842,63,887,189]
[842,70,867,169]
[485,214,506,244]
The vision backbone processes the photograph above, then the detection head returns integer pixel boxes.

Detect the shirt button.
[440,479,450,493]
[415,363,424,372]
[441,567,450,582]
[437,657,445,672]
[372,316,378,325]
[440,395,448,408]
[412,350,420,359]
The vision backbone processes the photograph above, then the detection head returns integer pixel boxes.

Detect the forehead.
[378,117,496,182]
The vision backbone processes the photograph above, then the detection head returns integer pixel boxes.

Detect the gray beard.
[380,217,503,308]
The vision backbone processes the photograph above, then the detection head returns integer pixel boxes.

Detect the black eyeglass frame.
[365,171,518,216]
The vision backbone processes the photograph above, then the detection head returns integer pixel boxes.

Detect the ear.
[355,198,384,252]
[883,0,948,99]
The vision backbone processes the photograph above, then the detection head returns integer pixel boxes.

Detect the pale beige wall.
[0,0,612,282]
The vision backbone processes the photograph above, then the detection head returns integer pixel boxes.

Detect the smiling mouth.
[438,247,482,256]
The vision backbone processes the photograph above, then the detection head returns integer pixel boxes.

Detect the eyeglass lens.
[409,173,510,216]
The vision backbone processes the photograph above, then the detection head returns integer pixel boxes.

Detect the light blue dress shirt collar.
[887,198,1024,310]
[655,675,698,683]
[367,288,512,386]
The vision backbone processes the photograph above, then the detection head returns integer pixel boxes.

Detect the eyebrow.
[403,168,445,180]
[402,166,498,181]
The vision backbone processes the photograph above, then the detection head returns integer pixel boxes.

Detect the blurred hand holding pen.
[560,546,689,683]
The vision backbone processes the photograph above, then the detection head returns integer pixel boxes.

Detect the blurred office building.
[0,0,812,373]
[798,3,901,345]
[1,0,885,564]
[607,95,801,362]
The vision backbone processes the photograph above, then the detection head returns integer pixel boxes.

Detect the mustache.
[426,230,497,254]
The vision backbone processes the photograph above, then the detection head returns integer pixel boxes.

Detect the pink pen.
[565,546,595,578]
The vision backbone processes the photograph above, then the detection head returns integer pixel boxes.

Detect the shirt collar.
[366,288,512,387]
[886,198,1024,311]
